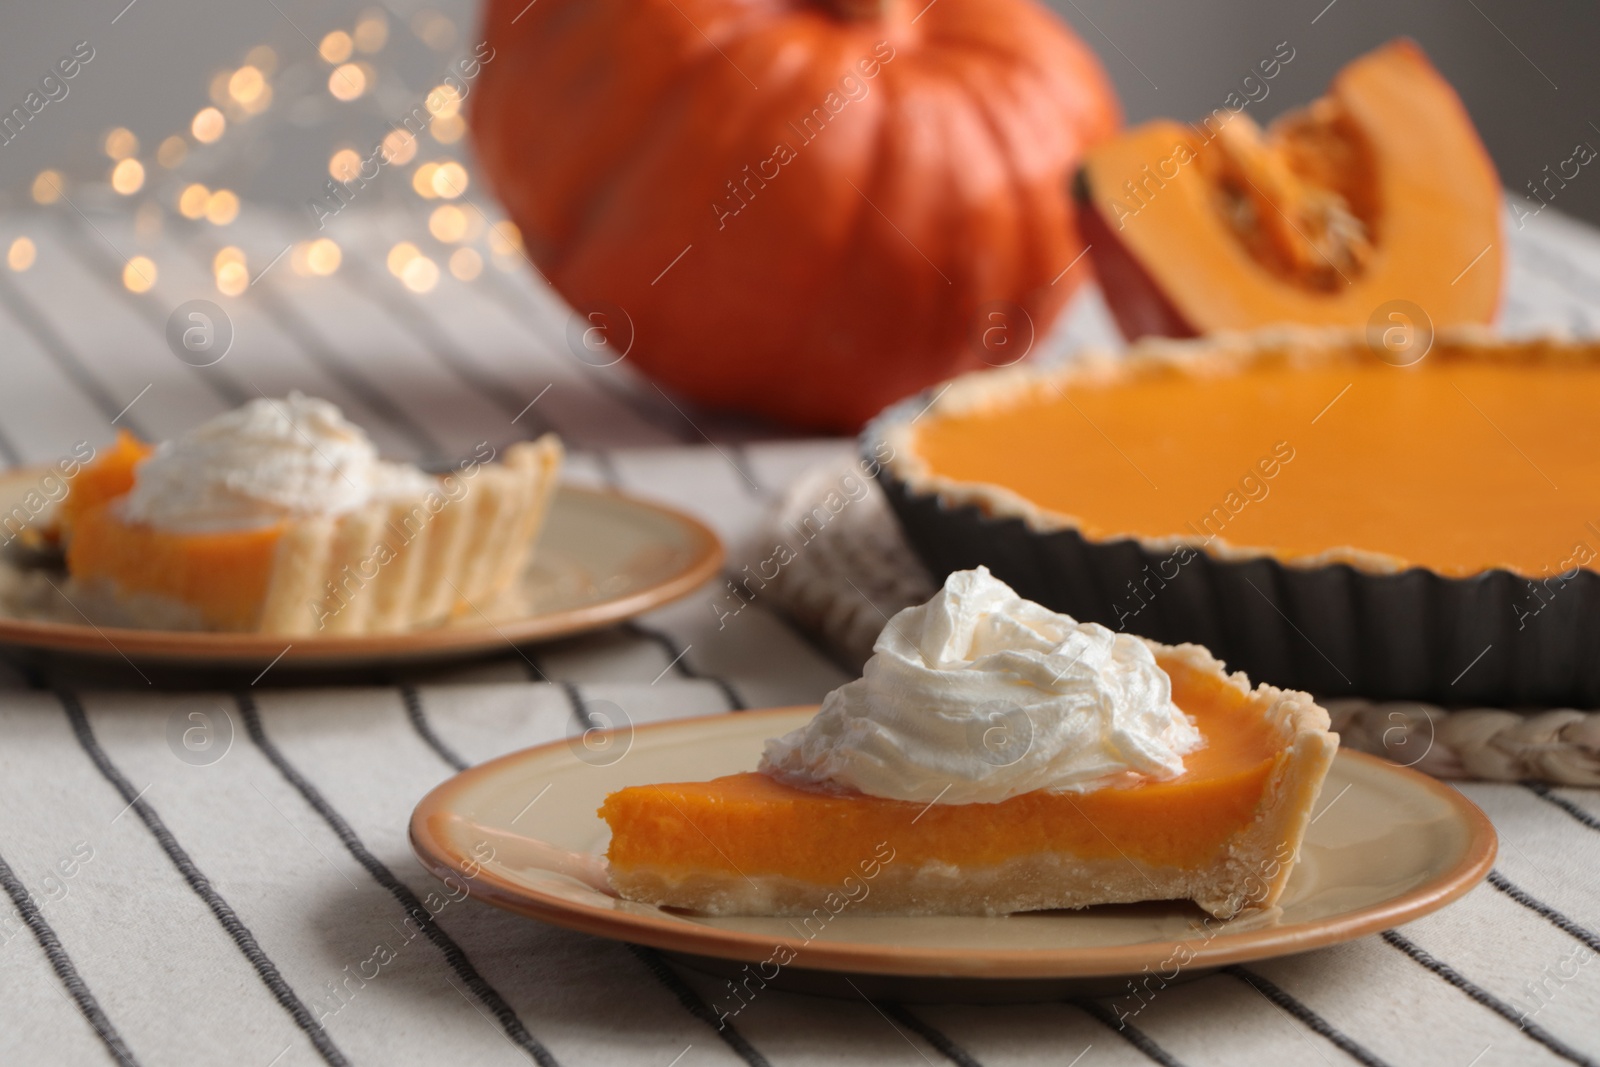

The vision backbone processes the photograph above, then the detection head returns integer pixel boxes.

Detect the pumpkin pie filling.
[901,346,1600,579]
[62,431,282,631]
[606,653,1280,878]
[71,512,288,632]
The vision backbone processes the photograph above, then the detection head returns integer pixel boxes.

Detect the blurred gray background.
[0,0,1593,223]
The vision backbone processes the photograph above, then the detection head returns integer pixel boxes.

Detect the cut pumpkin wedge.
[1076,39,1502,339]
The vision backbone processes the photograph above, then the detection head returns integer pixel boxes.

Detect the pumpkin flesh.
[1078,39,1502,339]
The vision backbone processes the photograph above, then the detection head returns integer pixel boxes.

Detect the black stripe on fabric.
[1487,870,1600,956]
[0,847,140,1066]
[623,621,746,710]
[469,270,698,447]
[626,944,773,1067]
[780,610,865,679]
[0,272,151,439]
[713,568,856,676]
[399,684,469,771]
[0,420,23,467]
[1221,966,1392,1067]
[233,693,561,1067]
[1380,930,1599,1067]
[517,645,551,685]
[52,218,251,408]
[558,680,598,731]
[1524,782,1600,833]
[399,683,775,1067]
[333,255,556,438]
[1074,998,1188,1067]
[727,442,765,500]
[56,691,350,1067]
[222,259,448,463]
[879,1002,983,1067]
[593,449,622,489]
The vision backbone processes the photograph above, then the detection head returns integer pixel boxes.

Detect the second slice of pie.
[58,394,562,635]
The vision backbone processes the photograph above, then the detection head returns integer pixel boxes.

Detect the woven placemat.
[759,457,1600,786]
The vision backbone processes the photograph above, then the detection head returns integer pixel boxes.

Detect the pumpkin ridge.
[936,51,1059,300]
[557,14,839,280]
[917,68,987,294]
[555,66,729,280]
[788,52,905,396]
[473,0,704,257]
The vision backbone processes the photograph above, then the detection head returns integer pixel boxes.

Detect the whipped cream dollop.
[122,394,433,532]
[760,567,1203,804]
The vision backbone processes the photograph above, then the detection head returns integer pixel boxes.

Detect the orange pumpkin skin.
[1076,39,1502,342]
[471,0,1119,431]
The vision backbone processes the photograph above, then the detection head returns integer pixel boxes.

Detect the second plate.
[0,483,722,671]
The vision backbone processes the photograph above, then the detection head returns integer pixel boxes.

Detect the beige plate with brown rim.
[0,480,722,669]
[409,707,1497,999]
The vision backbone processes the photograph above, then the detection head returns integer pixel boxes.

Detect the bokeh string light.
[156,136,188,168]
[329,148,363,182]
[8,237,37,272]
[354,10,389,53]
[178,183,210,220]
[402,255,440,293]
[431,161,468,199]
[204,189,240,225]
[23,7,514,305]
[306,238,342,275]
[104,128,138,161]
[123,256,157,293]
[214,246,249,296]
[320,31,354,64]
[31,171,64,205]
[382,128,418,166]
[429,204,468,243]
[191,107,226,144]
[329,63,368,101]
[110,158,145,196]
[448,246,481,281]
[228,65,272,115]
[411,162,440,199]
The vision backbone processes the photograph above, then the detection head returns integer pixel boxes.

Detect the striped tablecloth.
[2,198,1600,1067]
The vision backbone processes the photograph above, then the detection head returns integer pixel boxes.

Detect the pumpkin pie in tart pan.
[603,568,1336,918]
[54,394,563,635]
[868,328,1600,707]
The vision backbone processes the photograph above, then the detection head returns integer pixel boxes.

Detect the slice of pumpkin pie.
[59,394,562,635]
[601,567,1336,918]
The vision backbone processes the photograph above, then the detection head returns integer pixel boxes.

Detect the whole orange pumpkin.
[472,0,1120,431]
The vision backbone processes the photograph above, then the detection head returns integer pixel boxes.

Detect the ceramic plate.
[0,476,722,670]
[410,707,1498,1000]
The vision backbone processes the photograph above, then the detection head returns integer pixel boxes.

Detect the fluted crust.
[255,436,563,635]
